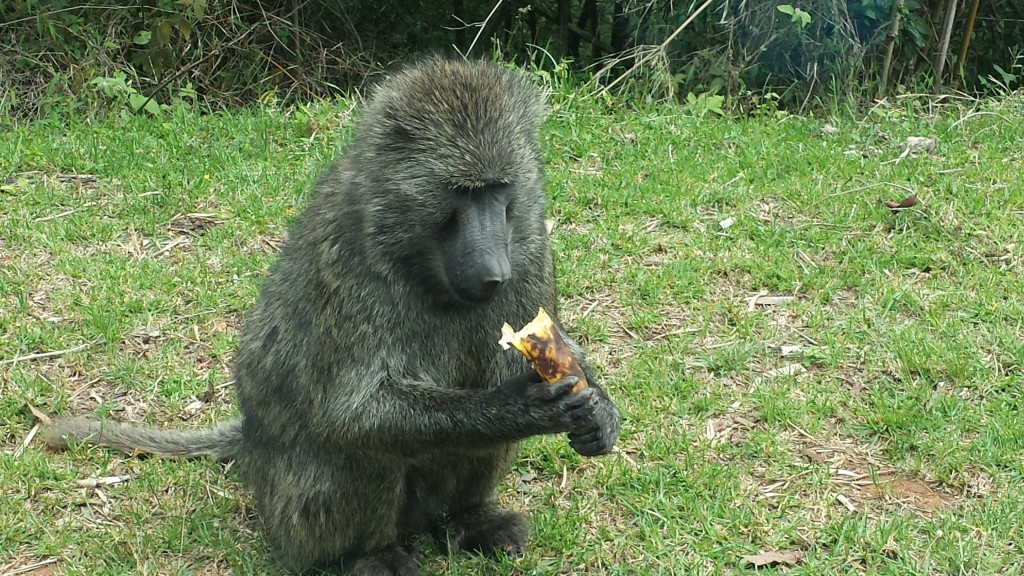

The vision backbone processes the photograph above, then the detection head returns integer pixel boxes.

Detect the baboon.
[44,57,621,575]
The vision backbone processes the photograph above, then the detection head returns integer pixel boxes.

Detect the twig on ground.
[12,423,40,458]
[1,557,59,576]
[33,209,77,223]
[74,475,134,488]
[1,343,88,365]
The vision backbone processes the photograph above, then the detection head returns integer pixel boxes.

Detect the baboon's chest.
[429,331,513,390]
[402,319,523,390]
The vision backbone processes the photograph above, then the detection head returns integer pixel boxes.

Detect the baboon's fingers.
[535,376,579,401]
[569,418,601,436]
[558,386,594,410]
[570,430,614,457]
[570,429,603,445]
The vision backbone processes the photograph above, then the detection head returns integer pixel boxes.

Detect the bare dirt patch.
[701,409,760,447]
[559,288,634,376]
[4,171,102,190]
[0,554,59,576]
[56,368,159,424]
[190,558,236,576]
[796,432,959,515]
[26,273,78,324]
[860,476,954,513]
[166,213,225,238]
[112,210,227,261]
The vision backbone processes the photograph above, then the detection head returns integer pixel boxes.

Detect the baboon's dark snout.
[481,253,511,287]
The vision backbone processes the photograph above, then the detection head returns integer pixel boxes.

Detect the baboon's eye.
[440,211,458,234]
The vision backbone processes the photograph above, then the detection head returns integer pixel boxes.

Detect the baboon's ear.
[506,93,545,141]
[386,122,415,148]
[534,87,551,119]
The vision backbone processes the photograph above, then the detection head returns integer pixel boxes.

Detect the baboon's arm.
[321,375,586,454]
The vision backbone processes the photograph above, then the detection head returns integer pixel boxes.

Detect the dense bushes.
[1,0,1021,120]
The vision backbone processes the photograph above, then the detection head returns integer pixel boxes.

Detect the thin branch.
[595,0,716,96]
[133,27,254,115]
[465,0,504,57]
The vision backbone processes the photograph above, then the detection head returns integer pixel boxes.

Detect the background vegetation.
[2,0,1023,121]
[2,73,1024,574]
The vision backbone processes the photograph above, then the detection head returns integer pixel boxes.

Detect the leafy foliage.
[1,0,1022,120]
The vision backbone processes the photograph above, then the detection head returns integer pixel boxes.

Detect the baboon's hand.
[568,388,620,457]
[497,373,589,435]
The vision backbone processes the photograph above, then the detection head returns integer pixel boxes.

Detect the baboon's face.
[358,60,548,306]
[361,153,543,308]
[437,183,514,304]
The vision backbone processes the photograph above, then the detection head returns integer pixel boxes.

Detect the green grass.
[2,91,1024,575]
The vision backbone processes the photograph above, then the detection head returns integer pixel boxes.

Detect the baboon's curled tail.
[42,417,242,461]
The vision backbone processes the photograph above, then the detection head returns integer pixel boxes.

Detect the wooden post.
[878,0,906,99]
[934,0,958,91]
[558,0,570,58]
[953,0,982,83]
